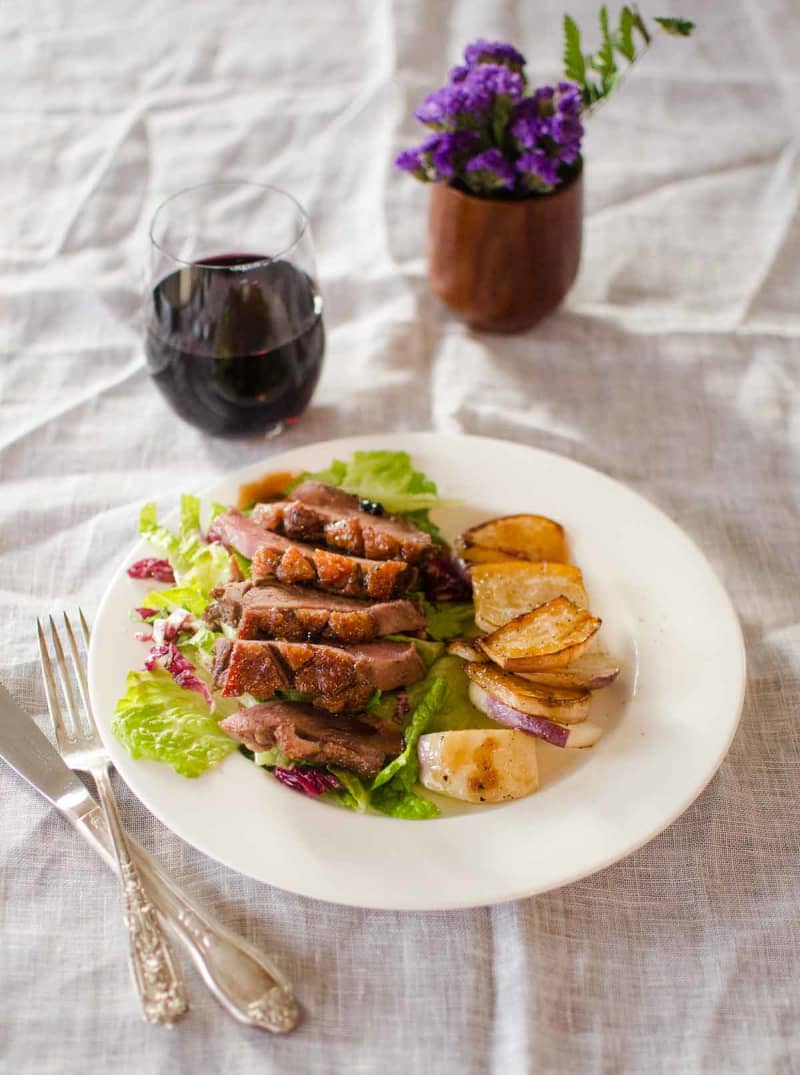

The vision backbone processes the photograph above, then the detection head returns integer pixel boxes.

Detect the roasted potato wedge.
[462,514,567,563]
[465,662,591,724]
[417,729,539,803]
[468,684,603,748]
[519,652,621,691]
[477,596,601,671]
[472,561,588,632]
[447,638,488,663]
[460,545,529,565]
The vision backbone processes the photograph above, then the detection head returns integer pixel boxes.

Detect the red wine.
[146,254,324,436]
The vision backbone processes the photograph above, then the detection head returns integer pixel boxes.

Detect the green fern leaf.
[596,6,618,92]
[563,14,587,84]
[654,16,695,36]
[617,5,636,61]
[630,6,652,44]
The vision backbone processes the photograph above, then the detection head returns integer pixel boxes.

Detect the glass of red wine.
[146,181,324,437]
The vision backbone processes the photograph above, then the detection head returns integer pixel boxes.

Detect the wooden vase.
[427,168,583,333]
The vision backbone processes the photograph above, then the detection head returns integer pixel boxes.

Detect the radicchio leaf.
[144,642,212,706]
[127,558,176,583]
[273,767,341,797]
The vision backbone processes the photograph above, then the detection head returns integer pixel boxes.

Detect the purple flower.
[465,148,516,193]
[430,130,479,178]
[556,81,583,113]
[395,131,477,182]
[394,134,440,179]
[464,38,526,71]
[510,113,552,149]
[395,146,427,176]
[414,84,473,127]
[449,64,470,83]
[462,63,524,111]
[517,150,561,191]
[508,81,584,182]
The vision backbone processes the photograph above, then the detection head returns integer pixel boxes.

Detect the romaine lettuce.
[138,496,230,613]
[294,450,456,525]
[410,654,496,733]
[423,601,476,641]
[112,668,238,778]
[369,678,447,819]
[328,768,371,812]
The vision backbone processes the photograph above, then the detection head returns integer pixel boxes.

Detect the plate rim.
[88,432,747,910]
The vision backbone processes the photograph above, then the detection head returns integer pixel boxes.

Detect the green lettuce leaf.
[254,747,294,768]
[142,586,210,618]
[112,668,238,778]
[294,450,456,517]
[423,601,476,641]
[180,624,224,672]
[372,678,447,791]
[386,635,445,669]
[370,782,440,819]
[369,678,447,819]
[276,689,314,704]
[231,550,252,579]
[138,496,231,612]
[411,654,497,733]
[329,768,371,812]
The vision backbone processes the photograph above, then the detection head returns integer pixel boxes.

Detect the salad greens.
[292,449,456,541]
[138,495,231,616]
[117,449,491,819]
[113,668,238,778]
[331,678,448,820]
[423,600,476,641]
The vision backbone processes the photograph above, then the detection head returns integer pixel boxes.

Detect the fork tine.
[48,614,84,738]
[78,608,91,648]
[36,617,74,749]
[62,612,95,730]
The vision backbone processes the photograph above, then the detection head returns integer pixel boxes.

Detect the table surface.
[2,2,798,1072]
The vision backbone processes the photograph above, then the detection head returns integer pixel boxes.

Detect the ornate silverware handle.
[76,801,301,1033]
[93,768,189,1024]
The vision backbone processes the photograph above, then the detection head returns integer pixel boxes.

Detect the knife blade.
[0,678,301,1032]
[0,680,99,821]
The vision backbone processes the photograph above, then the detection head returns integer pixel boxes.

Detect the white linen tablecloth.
[2,1,799,1071]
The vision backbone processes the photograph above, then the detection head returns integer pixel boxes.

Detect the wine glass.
[146,180,324,437]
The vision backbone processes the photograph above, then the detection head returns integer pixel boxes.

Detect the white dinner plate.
[88,433,746,911]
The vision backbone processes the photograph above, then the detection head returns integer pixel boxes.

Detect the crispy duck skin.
[251,480,433,563]
[212,511,417,600]
[212,637,425,714]
[205,580,424,644]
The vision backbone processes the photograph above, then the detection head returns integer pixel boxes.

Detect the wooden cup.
[427,169,583,332]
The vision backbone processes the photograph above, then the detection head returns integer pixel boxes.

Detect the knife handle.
[72,803,301,1034]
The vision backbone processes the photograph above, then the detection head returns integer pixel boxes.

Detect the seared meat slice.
[220,702,403,778]
[212,512,277,560]
[213,511,417,600]
[291,482,361,510]
[250,533,415,600]
[251,481,433,563]
[204,580,253,629]
[208,581,424,643]
[214,638,425,713]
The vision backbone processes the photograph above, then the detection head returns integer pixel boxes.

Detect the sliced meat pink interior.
[221,700,403,778]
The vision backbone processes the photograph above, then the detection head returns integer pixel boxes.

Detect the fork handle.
[93,768,189,1025]
[73,799,301,1033]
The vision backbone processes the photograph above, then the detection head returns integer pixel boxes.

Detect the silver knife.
[0,681,300,1033]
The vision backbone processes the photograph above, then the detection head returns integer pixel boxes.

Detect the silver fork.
[37,611,189,1025]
